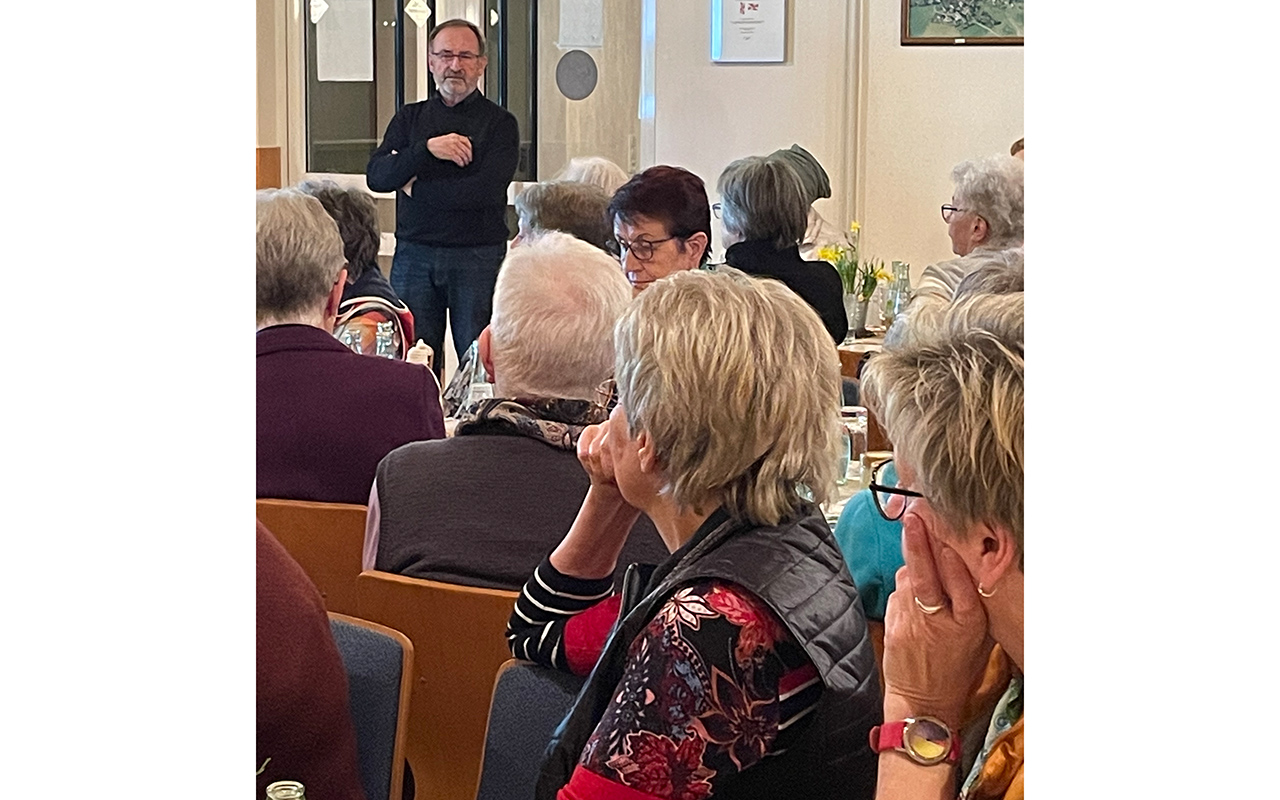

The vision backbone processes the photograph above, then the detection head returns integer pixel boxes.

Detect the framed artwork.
[711,0,787,63]
[902,0,1024,46]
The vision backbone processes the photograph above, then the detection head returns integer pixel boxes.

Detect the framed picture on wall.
[902,0,1024,45]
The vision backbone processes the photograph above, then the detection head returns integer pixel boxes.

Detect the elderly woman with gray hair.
[765,143,841,259]
[717,155,848,344]
[887,155,1023,346]
[862,292,1024,800]
[507,268,881,800]
[512,180,615,253]
[297,179,416,358]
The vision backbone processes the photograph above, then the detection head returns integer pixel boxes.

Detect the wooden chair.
[355,571,519,800]
[329,613,414,800]
[256,499,368,616]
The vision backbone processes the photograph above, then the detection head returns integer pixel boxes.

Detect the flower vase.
[844,294,869,341]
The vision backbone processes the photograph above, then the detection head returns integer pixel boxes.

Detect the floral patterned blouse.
[508,558,823,800]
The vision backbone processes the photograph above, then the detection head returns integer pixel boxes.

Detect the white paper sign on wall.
[710,0,786,63]
[404,0,432,29]
[316,0,374,82]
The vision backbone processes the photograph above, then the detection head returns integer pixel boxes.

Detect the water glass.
[840,406,868,483]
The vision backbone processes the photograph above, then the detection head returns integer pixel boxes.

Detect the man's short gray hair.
[862,292,1024,566]
[256,188,346,326]
[489,231,632,399]
[717,155,809,250]
[615,267,842,525]
[951,155,1024,249]
[555,156,631,195]
[514,181,614,252]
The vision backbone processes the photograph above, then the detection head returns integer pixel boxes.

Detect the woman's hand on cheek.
[881,514,991,725]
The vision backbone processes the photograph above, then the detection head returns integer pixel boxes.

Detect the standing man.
[366,18,519,379]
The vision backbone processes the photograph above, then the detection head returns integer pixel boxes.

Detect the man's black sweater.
[366,90,519,247]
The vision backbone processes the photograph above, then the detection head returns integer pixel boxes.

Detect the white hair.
[489,231,633,399]
[256,188,346,327]
[952,155,1024,250]
[555,156,631,196]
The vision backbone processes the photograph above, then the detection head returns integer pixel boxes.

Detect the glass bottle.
[374,320,396,358]
[336,326,363,353]
[890,261,912,320]
[265,781,307,800]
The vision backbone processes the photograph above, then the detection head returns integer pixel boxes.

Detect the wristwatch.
[869,716,961,766]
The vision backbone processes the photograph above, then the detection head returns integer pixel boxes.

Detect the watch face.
[903,717,952,766]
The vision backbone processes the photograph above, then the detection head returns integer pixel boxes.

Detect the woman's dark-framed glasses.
[869,458,925,521]
[610,235,675,262]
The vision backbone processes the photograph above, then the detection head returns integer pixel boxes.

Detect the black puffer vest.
[536,509,883,800]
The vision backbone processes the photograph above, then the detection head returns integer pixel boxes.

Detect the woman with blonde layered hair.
[508,268,882,800]
[861,292,1024,800]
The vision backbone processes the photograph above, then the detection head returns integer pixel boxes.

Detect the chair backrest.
[328,613,414,800]
[475,660,587,800]
[355,570,519,800]
[256,499,368,615]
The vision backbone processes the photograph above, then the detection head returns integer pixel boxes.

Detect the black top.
[366,90,519,247]
[537,509,882,800]
[724,239,849,343]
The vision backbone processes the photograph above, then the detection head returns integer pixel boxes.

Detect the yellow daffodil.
[874,268,893,283]
[849,221,861,233]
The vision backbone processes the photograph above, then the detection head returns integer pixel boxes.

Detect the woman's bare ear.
[637,429,659,474]
[975,521,1019,588]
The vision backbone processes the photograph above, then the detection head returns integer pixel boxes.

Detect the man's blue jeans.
[390,240,507,378]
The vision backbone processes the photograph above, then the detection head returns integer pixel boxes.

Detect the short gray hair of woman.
[861,292,1024,566]
[514,181,614,253]
[256,188,346,327]
[614,267,842,525]
[951,155,1024,250]
[296,179,381,281]
[489,231,633,399]
[555,156,631,195]
[717,156,810,250]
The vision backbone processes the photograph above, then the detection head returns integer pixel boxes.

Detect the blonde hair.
[614,267,842,525]
[861,292,1024,565]
[256,188,345,327]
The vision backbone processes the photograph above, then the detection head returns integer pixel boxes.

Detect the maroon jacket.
[257,324,445,505]
[257,521,367,800]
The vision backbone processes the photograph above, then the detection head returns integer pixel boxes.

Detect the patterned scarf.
[960,673,1024,800]
[453,397,607,450]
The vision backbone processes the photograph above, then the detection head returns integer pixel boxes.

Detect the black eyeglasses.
[868,458,925,521]
[940,204,968,223]
[711,202,722,220]
[608,235,676,262]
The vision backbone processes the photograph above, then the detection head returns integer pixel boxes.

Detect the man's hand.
[427,133,473,167]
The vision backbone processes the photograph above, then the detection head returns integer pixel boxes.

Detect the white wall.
[256,0,1023,274]
[652,0,855,259]
[647,0,1023,274]
[857,0,1023,281]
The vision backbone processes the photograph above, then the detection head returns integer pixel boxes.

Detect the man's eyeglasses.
[868,458,926,521]
[430,50,481,64]
[608,235,676,262]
